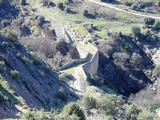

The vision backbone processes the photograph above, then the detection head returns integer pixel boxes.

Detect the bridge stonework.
[82,48,99,76]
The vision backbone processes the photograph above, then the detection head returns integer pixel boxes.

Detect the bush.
[5,31,18,42]
[96,96,118,116]
[0,93,6,104]
[56,40,68,55]
[124,104,140,120]
[82,96,97,109]
[1,19,10,27]
[0,61,6,73]
[144,18,155,28]
[57,87,68,102]
[62,102,86,120]
[83,9,88,17]
[124,2,132,6]
[20,0,26,5]
[10,70,20,79]
[37,16,45,26]
[57,2,64,10]
[131,4,137,10]
[137,109,158,120]
[21,109,57,120]
[131,26,141,36]
[130,52,142,68]
[65,6,71,13]
[153,21,160,30]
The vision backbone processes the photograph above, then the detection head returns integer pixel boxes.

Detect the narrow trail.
[73,67,87,94]
[88,0,160,19]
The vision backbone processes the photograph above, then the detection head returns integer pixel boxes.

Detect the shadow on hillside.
[0,5,20,20]
[0,84,20,119]
[101,0,121,5]
[96,52,152,96]
[85,14,96,19]
[68,10,78,15]
[0,36,79,119]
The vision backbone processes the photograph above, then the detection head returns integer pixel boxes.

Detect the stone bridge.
[56,24,99,93]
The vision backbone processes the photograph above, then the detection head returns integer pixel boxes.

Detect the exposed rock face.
[0,36,61,119]
[83,51,99,76]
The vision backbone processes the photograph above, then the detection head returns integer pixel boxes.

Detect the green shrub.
[131,4,137,10]
[65,6,71,13]
[130,53,142,67]
[20,0,26,5]
[0,93,6,104]
[82,96,97,109]
[20,109,57,120]
[144,18,155,28]
[1,41,10,47]
[62,102,86,120]
[83,9,88,17]
[124,104,140,120]
[22,56,30,63]
[0,61,6,73]
[5,31,18,43]
[56,40,67,51]
[137,109,157,120]
[153,21,160,30]
[37,16,45,26]
[10,70,20,79]
[57,87,68,102]
[97,97,118,116]
[131,26,141,36]
[1,19,10,27]
[124,2,132,6]
[57,2,64,10]
[59,73,68,82]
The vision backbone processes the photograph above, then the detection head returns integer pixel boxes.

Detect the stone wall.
[60,53,92,70]
[60,25,99,76]
[82,50,99,76]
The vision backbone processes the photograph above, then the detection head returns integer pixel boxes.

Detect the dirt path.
[88,0,160,19]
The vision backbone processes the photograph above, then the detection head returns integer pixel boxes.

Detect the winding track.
[88,0,160,19]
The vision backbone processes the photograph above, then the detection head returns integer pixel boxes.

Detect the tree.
[144,18,155,28]
[153,21,160,30]
[131,26,141,36]
[62,102,86,120]
[37,16,45,26]
[124,104,140,120]
[57,2,64,10]
[83,9,88,17]
[82,96,97,109]
[131,4,137,10]
[130,52,142,68]
[20,0,26,5]
[56,40,68,55]
[65,6,71,13]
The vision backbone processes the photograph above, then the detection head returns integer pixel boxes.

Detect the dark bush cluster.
[62,102,86,120]
[37,16,45,26]
[57,2,64,10]
[20,0,26,5]
[57,87,68,102]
